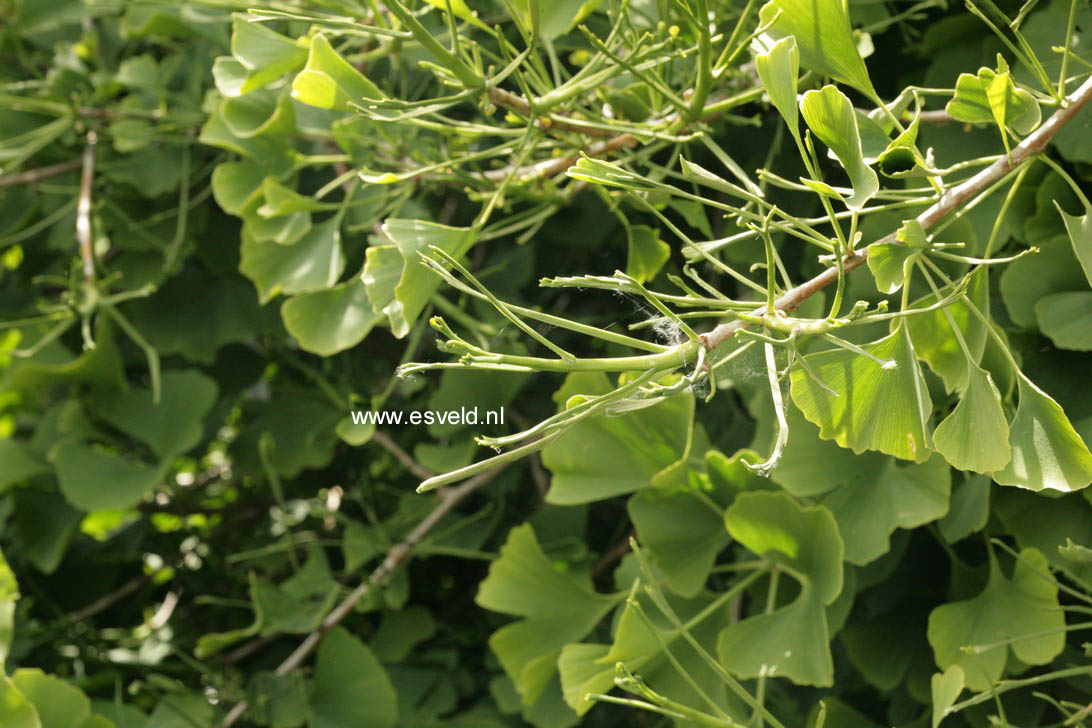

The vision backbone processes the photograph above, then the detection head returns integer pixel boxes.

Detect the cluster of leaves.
[1,0,1092,727]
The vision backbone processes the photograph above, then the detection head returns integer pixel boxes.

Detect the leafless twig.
[76,131,98,283]
[0,158,82,188]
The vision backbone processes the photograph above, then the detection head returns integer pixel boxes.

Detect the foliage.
[1,0,1092,727]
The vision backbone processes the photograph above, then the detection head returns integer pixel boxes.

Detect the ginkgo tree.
[1,0,1092,727]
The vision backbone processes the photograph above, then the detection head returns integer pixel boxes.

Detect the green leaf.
[541,372,696,504]
[821,454,950,565]
[991,372,1092,492]
[282,277,381,356]
[292,34,382,112]
[1035,291,1092,350]
[91,370,218,460]
[123,271,279,365]
[0,439,49,492]
[1000,234,1088,329]
[933,364,1011,472]
[867,220,928,295]
[930,666,964,728]
[927,548,1065,691]
[230,16,307,95]
[561,589,736,717]
[0,547,18,665]
[506,0,602,39]
[718,492,844,686]
[799,86,879,210]
[476,524,619,705]
[627,487,728,597]
[790,323,933,462]
[309,627,398,728]
[258,178,333,217]
[758,0,876,97]
[145,694,213,728]
[239,218,346,304]
[221,88,296,139]
[378,219,477,338]
[248,671,307,728]
[753,35,801,143]
[210,161,268,216]
[938,475,990,544]
[0,676,41,728]
[624,225,670,284]
[11,669,91,728]
[371,606,437,662]
[906,267,990,394]
[421,0,490,31]
[52,443,165,512]
[945,64,1041,148]
[335,416,375,447]
[200,110,297,175]
[1055,199,1092,286]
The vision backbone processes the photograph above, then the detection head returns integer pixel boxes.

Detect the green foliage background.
[0,0,1091,727]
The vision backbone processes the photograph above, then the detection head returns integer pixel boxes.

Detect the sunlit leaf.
[906,267,990,393]
[933,364,1011,472]
[753,36,801,143]
[230,16,307,95]
[799,85,879,210]
[624,225,670,283]
[991,372,1092,492]
[292,34,382,112]
[789,323,933,462]
[758,0,876,97]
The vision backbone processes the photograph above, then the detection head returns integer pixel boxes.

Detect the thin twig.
[371,430,436,480]
[701,74,1092,351]
[76,131,97,283]
[218,465,507,728]
[0,158,81,188]
[65,571,151,623]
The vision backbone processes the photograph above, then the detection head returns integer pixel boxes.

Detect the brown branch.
[0,158,81,188]
[218,464,507,728]
[371,430,436,481]
[65,571,151,624]
[701,74,1092,351]
[76,131,98,283]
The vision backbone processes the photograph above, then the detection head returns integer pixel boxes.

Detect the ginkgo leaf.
[1055,199,1092,286]
[718,492,844,686]
[789,323,933,462]
[930,666,965,728]
[379,219,477,338]
[292,34,382,112]
[757,0,876,98]
[933,364,1011,473]
[927,548,1065,691]
[476,525,621,706]
[991,372,1092,492]
[542,372,695,505]
[229,16,307,95]
[1036,292,1092,351]
[281,278,381,356]
[867,220,928,294]
[800,86,879,210]
[753,35,800,143]
[906,267,990,394]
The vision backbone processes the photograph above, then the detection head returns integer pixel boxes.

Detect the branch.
[218,464,507,728]
[371,430,436,481]
[0,157,82,188]
[76,131,98,283]
[701,74,1092,352]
